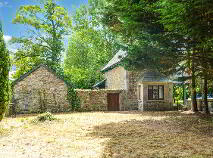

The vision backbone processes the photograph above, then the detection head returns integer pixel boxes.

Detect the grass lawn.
[0,111,213,158]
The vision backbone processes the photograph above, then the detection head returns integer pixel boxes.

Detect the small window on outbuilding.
[148,85,164,100]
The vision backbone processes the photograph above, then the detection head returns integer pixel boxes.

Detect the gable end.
[12,64,70,87]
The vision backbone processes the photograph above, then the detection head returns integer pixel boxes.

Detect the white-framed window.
[148,85,164,100]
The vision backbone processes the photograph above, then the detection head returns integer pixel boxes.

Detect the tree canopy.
[4,0,213,113]
[64,4,119,88]
[12,0,72,78]
[91,0,213,112]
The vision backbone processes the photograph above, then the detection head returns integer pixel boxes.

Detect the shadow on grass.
[104,110,213,117]
[89,113,213,158]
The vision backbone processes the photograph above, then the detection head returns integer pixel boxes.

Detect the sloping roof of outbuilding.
[12,64,71,87]
[138,71,172,83]
[92,79,106,89]
[101,50,127,72]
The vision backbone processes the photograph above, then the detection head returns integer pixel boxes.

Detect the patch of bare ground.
[0,112,212,158]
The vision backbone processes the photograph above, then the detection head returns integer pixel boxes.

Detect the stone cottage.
[12,64,69,113]
[95,50,173,111]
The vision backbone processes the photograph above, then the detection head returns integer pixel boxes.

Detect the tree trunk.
[191,59,198,112]
[183,83,186,105]
[203,72,209,114]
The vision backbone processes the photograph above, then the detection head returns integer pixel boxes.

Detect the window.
[148,85,164,100]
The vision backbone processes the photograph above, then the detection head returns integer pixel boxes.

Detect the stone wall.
[104,66,174,111]
[142,101,173,111]
[126,71,142,110]
[76,84,173,111]
[13,66,69,113]
[75,89,128,111]
[104,68,143,110]
[104,66,128,90]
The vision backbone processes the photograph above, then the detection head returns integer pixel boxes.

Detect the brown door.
[107,93,120,111]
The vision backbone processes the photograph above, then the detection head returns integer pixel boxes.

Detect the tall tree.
[157,0,213,113]
[64,4,119,88]
[0,22,10,121]
[97,0,213,112]
[12,0,72,76]
[11,38,45,79]
[93,0,182,73]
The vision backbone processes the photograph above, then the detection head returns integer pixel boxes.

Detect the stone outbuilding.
[12,64,70,113]
[137,71,173,111]
[94,50,173,111]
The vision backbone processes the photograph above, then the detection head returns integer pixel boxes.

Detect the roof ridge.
[12,64,71,87]
[101,50,127,72]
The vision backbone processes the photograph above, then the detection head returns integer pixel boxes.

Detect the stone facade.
[104,67,174,111]
[104,66,128,90]
[75,89,128,111]
[125,71,142,110]
[138,82,173,111]
[12,65,69,113]
[104,67,141,110]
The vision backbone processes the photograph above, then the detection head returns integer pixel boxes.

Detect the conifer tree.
[0,22,10,121]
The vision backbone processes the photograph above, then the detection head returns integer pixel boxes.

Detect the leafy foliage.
[156,0,213,113]
[0,22,10,121]
[64,4,119,89]
[12,0,72,78]
[94,0,213,112]
[173,85,184,101]
[67,86,81,111]
[93,0,182,74]
[32,112,57,122]
[11,38,45,79]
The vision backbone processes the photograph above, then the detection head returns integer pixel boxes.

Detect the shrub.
[33,112,57,122]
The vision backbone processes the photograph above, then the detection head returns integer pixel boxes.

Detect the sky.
[0,0,88,52]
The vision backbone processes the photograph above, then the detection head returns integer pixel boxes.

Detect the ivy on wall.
[49,66,81,111]
[67,86,81,111]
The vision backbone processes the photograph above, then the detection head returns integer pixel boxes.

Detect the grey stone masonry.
[75,89,128,111]
[12,65,69,113]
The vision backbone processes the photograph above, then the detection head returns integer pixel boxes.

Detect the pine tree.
[96,0,213,112]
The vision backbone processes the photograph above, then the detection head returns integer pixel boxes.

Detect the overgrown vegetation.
[67,85,81,111]
[0,126,9,136]
[32,112,57,123]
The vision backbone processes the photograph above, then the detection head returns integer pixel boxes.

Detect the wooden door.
[107,93,120,111]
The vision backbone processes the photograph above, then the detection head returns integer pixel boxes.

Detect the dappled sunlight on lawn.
[89,113,213,158]
[0,112,212,158]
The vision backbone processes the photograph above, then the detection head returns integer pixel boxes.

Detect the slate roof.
[12,64,71,87]
[101,50,127,72]
[138,71,172,83]
[92,79,106,89]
